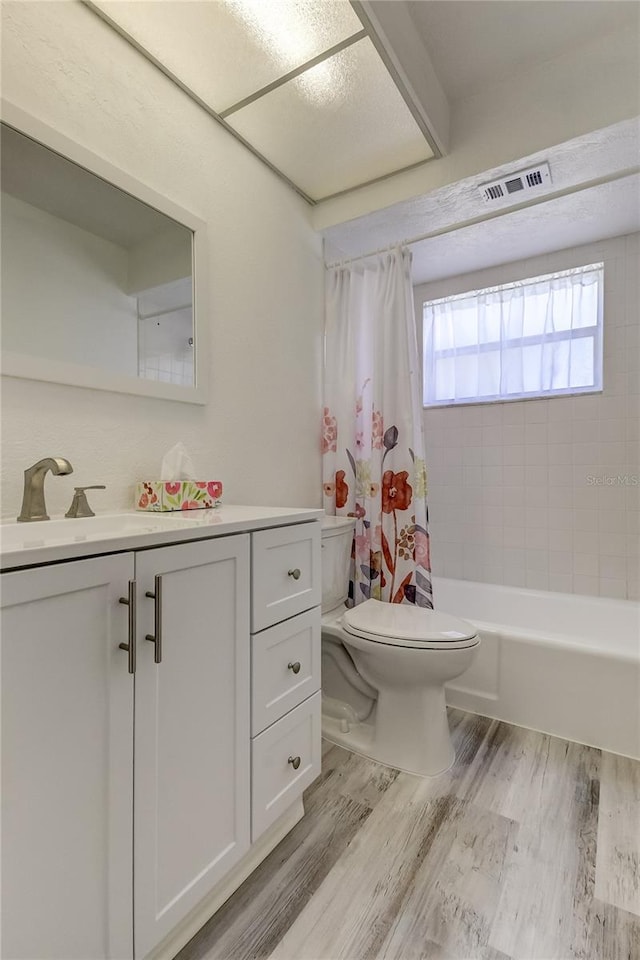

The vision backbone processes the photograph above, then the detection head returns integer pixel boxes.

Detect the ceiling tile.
[93,0,363,113]
[225,37,433,199]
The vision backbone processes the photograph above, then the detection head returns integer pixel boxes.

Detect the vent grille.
[479,162,551,203]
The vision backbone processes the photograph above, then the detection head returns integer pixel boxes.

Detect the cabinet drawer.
[251,608,320,736]
[251,692,321,841]
[251,523,321,632]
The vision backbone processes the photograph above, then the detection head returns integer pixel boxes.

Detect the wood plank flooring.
[177,711,640,960]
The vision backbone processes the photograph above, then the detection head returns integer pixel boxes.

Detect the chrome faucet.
[17,457,74,522]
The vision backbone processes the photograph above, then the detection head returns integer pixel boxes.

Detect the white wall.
[2,193,138,376]
[415,233,640,601]
[0,1,323,519]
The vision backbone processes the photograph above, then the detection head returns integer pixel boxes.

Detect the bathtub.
[434,577,640,760]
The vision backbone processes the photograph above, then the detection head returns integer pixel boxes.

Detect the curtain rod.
[325,166,640,269]
[327,242,410,267]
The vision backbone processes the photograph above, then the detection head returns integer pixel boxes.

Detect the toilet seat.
[342,598,479,650]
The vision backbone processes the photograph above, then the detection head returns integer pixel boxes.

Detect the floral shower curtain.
[322,247,433,608]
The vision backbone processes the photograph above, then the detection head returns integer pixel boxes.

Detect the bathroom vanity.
[0,506,323,960]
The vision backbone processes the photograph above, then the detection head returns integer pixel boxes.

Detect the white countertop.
[0,505,324,571]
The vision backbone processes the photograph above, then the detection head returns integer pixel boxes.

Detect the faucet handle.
[65,485,106,519]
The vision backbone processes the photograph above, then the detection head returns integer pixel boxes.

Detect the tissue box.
[136,481,223,512]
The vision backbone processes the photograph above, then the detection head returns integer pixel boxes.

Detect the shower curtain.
[322,247,433,608]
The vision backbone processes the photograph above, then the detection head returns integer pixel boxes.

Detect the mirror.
[0,104,208,403]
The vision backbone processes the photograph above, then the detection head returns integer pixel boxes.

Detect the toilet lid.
[342,599,479,650]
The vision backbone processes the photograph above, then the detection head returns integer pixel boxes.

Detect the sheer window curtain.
[322,248,433,608]
[423,264,603,405]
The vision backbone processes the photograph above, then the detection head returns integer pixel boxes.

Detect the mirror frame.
[0,100,209,405]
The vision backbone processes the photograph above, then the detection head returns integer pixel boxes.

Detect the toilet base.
[374,683,455,777]
[321,696,456,779]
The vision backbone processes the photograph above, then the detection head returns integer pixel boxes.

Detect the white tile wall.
[415,233,640,601]
[138,312,194,387]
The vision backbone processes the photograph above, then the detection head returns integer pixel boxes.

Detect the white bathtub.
[434,576,640,760]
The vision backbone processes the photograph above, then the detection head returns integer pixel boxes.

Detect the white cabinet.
[1,515,321,960]
[134,536,250,958]
[0,554,134,960]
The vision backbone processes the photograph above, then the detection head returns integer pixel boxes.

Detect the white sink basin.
[0,513,169,552]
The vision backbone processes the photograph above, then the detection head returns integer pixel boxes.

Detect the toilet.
[321,516,480,777]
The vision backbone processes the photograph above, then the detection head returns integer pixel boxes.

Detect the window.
[422,263,603,407]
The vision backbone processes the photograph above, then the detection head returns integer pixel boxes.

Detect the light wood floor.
[177,710,640,960]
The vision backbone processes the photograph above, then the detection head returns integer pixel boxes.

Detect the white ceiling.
[409,175,640,285]
[407,0,639,102]
[323,118,640,283]
[78,0,639,276]
[225,36,433,198]
[93,0,364,115]
[89,0,433,202]
[85,0,639,216]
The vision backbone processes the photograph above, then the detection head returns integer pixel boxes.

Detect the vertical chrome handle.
[145,575,162,664]
[118,580,136,674]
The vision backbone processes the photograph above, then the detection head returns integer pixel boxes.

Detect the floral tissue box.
[136,480,223,512]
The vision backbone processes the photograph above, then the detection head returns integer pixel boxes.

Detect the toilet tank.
[322,516,356,614]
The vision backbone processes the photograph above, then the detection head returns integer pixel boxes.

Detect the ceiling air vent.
[479,162,551,203]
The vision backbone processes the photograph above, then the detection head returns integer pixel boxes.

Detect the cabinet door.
[134,535,250,958]
[1,554,134,960]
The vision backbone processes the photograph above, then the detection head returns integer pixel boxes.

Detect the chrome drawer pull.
[118,580,136,674]
[145,575,163,664]
[288,661,301,674]
[288,568,301,580]
[288,755,301,770]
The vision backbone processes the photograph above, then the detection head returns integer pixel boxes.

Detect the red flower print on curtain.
[381,470,412,513]
[335,471,349,509]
